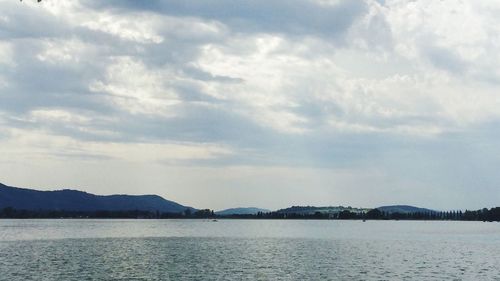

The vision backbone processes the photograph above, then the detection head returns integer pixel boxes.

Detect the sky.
[1,0,500,211]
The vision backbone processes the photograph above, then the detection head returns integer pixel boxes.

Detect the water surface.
[0,219,499,280]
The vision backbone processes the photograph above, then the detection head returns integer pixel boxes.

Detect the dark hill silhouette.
[0,182,194,213]
[376,205,436,214]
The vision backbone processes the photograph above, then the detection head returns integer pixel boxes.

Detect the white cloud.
[81,13,164,44]
[196,35,331,133]
[198,1,500,136]
[36,38,91,64]
[90,56,181,117]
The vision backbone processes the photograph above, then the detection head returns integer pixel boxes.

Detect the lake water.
[0,219,499,280]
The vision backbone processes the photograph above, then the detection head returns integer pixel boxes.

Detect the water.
[0,220,499,280]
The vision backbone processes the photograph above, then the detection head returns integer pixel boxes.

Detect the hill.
[0,182,194,213]
[276,206,370,215]
[215,207,270,216]
[376,205,436,214]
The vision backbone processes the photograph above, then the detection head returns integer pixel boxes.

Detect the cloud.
[84,0,368,40]
[1,0,500,209]
[0,127,232,163]
[90,56,181,117]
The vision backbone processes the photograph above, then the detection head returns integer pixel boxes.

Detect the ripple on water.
[0,236,500,281]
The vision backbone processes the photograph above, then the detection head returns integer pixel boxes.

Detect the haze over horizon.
[1,0,500,211]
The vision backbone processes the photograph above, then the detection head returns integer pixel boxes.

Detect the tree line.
[362,207,500,221]
[214,207,500,221]
[0,207,214,219]
[1,206,500,221]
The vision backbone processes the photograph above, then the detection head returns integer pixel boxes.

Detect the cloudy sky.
[1,0,500,210]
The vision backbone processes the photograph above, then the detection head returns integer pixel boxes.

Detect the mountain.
[215,207,270,216]
[0,182,194,213]
[276,206,370,215]
[376,205,436,214]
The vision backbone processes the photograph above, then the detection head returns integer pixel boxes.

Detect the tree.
[338,210,356,220]
[366,208,383,219]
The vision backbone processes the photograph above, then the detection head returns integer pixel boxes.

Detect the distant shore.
[1,206,499,221]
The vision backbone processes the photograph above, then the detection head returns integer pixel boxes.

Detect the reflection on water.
[1,220,499,280]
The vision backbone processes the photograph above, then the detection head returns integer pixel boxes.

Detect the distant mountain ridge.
[0,182,438,216]
[276,206,370,215]
[275,205,435,215]
[216,207,270,216]
[0,182,194,213]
